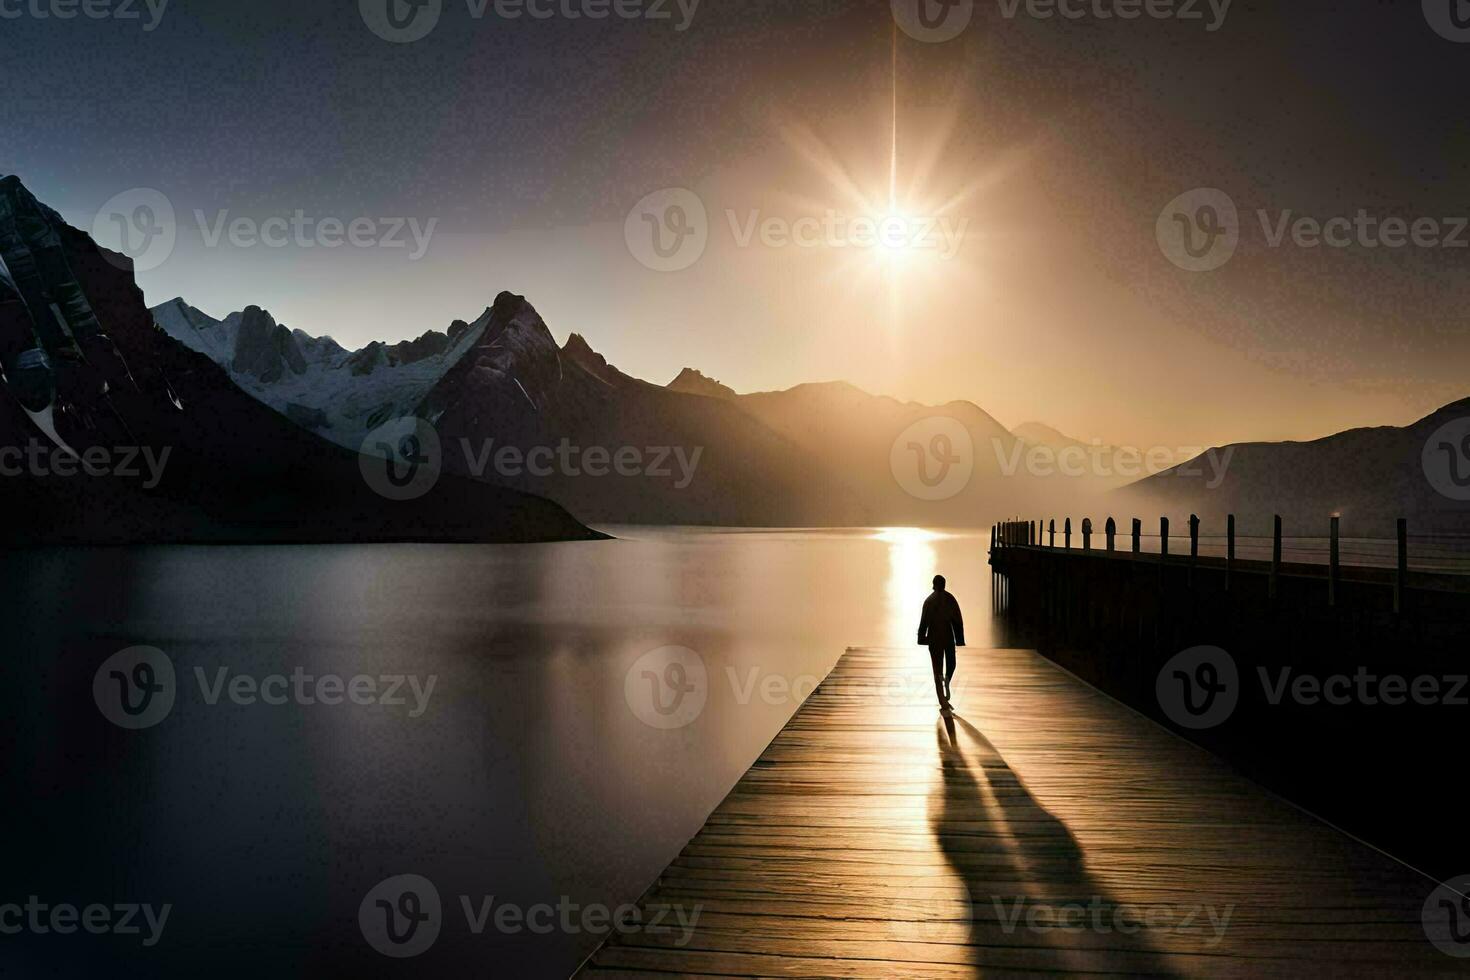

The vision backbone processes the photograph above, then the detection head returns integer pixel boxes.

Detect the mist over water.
[2,527,1003,976]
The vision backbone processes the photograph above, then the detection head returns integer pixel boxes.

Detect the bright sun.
[874,210,920,264]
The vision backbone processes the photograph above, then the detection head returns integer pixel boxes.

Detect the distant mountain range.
[149,289,1075,527]
[1124,401,1470,537]
[2,174,1465,543]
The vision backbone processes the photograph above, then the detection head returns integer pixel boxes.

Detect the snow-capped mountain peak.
[149,296,489,445]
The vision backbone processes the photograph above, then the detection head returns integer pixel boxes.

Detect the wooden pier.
[575,647,1454,977]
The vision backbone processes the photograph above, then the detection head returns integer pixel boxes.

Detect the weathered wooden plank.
[574,648,1453,977]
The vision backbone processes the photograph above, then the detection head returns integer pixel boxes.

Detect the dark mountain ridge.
[1123,399,1470,537]
[0,175,600,545]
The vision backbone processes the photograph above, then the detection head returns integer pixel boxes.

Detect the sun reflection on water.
[876,528,948,646]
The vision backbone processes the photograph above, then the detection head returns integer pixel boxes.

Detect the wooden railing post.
[1082,518,1092,551]
[1226,514,1235,593]
[1158,517,1170,597]
[1329,515,1340,608]
[1270,515,1282,603]
[1132,519,1141,554]
[1064,518,1072,550]
[991,525,997,552]
[1049,520,1056,548]
[1188,514,1199,587]
[1395,518,1408,615]
[1106,517,1117,552]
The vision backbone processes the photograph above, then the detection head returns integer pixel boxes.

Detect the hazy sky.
[4,0,1467,449]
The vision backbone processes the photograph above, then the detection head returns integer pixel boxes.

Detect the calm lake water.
[2,527,1005,978]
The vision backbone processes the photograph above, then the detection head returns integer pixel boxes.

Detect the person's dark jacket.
[918,590,965,647]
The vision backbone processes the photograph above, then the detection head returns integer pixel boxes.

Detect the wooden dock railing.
[991,514,1469,615]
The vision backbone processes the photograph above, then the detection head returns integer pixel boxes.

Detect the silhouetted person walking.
[918,574,964,711]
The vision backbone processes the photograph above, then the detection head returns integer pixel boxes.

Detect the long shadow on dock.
[933,711,1178,976]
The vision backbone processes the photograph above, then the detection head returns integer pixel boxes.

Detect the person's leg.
[928,645,946,706]
[943,643,957,700]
